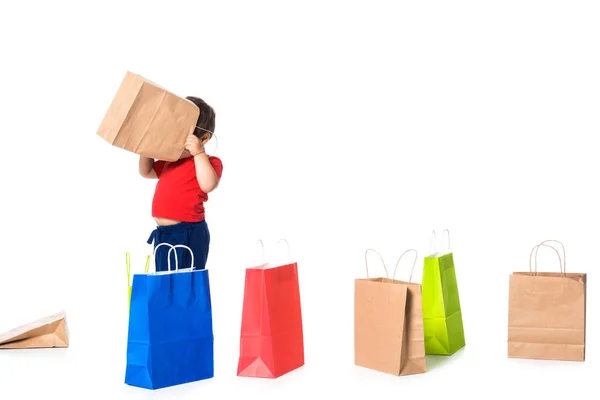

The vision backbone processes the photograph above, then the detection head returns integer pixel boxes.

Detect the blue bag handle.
[153,243,178,272]
[167,244,195,271]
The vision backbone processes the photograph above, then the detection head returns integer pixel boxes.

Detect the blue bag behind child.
[125,243,214,390]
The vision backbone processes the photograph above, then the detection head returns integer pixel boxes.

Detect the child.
[139,96,223,272]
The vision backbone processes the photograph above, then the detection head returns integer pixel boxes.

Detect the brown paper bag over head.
[0,311,69,349]
[355,249,426,376]
[97,71,200,162]
[508,240,586,361]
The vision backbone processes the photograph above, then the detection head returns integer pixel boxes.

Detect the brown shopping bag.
[97,71,200,162]
[0,311,69,349]
[355,249,426,376]
[508,240,586,361]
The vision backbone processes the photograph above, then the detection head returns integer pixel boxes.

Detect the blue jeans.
[147,220,210,272]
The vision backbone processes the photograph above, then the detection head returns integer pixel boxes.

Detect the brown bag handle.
[365,249,418,282]
[529,240,566,276]
[393,249,418,283]
[364,249,389,279]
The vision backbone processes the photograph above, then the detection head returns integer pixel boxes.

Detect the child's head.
[186,96,216,143]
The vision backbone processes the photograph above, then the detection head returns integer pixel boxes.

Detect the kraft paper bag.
[422,229,466,355]
[126,252,150,315]
[97,71,200,162]
[508,240,586,362]
[355,249,426,376]
[0,311,69,349]
[237,239,305,378]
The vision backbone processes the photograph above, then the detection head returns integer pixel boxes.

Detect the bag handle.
[203,132,219,156]
[429,229,451,255]
[255,238,292,265]
[167,245,195,270]
[126,252,131,285]
[539,240,566,274]
[443,229,451,254]
[364,249,389,279]
[529,240,566,276]
[277,238,291,255]
[126,252,151,284]
[256,239,266,264]
[153,243,178,272]
[429,231,436,254]
[392,249,418,282]
[212,133,219,156]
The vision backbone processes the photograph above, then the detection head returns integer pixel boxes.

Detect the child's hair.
[186,96,216,139]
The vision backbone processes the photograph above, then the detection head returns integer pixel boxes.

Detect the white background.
[0,0,597,398]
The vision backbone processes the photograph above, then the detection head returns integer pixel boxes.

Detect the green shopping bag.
[126,252,150,315]
[422,230,465,355]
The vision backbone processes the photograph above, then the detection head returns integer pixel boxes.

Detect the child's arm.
[193,153,219,193]
[139,156,158,179]
[186,135,219,193]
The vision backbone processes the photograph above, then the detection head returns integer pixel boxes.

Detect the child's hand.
[185,135,205,156]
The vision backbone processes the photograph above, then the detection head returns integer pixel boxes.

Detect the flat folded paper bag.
[0,311,69,349]
[97,71,200,162]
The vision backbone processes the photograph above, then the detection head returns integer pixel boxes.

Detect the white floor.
[0,341,595,399]
[0,283,596,400]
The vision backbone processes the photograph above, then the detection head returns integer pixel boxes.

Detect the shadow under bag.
[508,240,586,361]
[125,243,214,390]
[354,249,426,376]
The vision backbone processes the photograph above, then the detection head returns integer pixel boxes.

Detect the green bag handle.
[127,253,151,314]
[430,229,451,256]
[127,252,132,315]
[127,252,151,286]
[126,252,131,286]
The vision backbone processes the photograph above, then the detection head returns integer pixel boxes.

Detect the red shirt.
[152,156,223,222]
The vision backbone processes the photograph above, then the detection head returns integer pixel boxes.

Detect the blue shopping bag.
[125,243,214,390]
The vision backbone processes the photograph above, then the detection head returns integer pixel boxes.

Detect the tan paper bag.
[355,249,426,376]
[97,71,200,162]
[508,240,586,361]
[0,311,69,349]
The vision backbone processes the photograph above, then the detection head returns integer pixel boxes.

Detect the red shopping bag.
[237,240,304,378]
